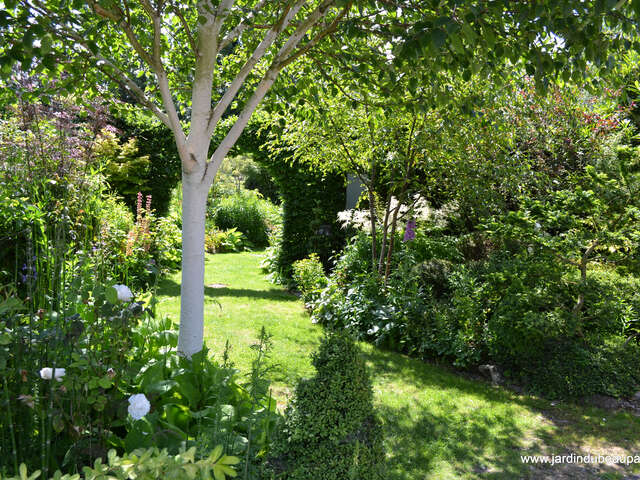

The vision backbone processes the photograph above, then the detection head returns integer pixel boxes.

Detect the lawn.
[157,251,640,480]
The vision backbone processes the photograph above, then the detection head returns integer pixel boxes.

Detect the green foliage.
[416,80,628,233]
[329,233,376,286]
[266,333,385,480]
[211,156,258,199]
[0,103,106,299]
[259,224,284,284]
[0,267,155,473]
[1,447,239,480]
[0,277,278,475]
[205,228,247,254]
[125,342,279,472]
[93,129,151,200]
[166,184,183,229]
[0,100,182,294]
[96,192,180,289]
[312,223,640,398]
[517,336,640,399]
[211,155,279,205]
[111,112,181,217]
[243,162,280,205]
[100,194,135,234]
[154,215,182,271]
[0,102,270,476]
[209,191,277,248]
[291,254,327,304]
[264,159,345,279]
[234,113,347,280]
[302,79,640,399]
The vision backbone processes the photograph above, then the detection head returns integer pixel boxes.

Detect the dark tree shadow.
[157,277,299,302]
[362,347,640,479]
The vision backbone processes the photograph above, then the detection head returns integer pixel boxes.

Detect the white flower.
[534,222,542,231]
[128,393,150,420]
[337,209,371,231]
[113,284,133,302]
[411,194,432,221]
[527,246,534,255]
[40,367,66,381]
[367,325,380,335]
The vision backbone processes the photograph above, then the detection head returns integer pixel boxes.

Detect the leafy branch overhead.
[1,1,356,177]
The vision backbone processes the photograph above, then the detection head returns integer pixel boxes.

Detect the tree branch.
[26,13,173,134]
[212,0,237,40]
[218,0,269,52]
[88,0,156,69]
[276,1,352,70]
[97,57,171,127]
[151,11,163,68]
[173,6,199,56]
[204,0,307,138]
[270,0,336,68]
[187,0,238,155]
[203,68,279,185]
[145,3,185,149]
[203,2,344,186]
[156,69,187,148]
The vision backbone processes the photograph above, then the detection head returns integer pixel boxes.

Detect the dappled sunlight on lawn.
[362,344,640,479]
[157,252,640,480]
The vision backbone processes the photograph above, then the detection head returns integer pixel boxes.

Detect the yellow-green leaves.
[0,447,239,480]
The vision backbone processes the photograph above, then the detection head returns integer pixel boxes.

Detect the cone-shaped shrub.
[266,333,385,479]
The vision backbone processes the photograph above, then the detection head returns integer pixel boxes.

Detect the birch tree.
[2,0,637,357]
[1,0,359,357]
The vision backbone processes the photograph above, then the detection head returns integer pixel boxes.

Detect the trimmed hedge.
[112,113,180,216]
[235,115,346,279]
[266,333,385,480]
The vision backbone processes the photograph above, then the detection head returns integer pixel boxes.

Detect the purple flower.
[403,219,416,242]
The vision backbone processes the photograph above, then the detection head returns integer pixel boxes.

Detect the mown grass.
[157,251,640,480]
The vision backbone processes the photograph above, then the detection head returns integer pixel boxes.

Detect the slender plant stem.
[3,378,18,475]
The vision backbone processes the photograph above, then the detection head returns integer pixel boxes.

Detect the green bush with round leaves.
[291,254,327,304]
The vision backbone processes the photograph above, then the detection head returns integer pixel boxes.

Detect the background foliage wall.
[110,112,180,217]
[306,79,640,400]
[271,162,346,278]
[235,114,347,278]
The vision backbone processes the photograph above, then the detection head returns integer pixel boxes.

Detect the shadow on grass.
[363,347,535,478]
[362,347,640,479]
[378,402,540,479]
[157,277,299,302]
[362,346,541,406]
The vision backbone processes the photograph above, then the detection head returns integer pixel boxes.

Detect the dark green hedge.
[112,114,180,216]
[235,116,347,278]
[268,161,345,277]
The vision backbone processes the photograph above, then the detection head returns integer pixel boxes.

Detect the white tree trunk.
[177,171,209,357]
[171,1,342,358]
